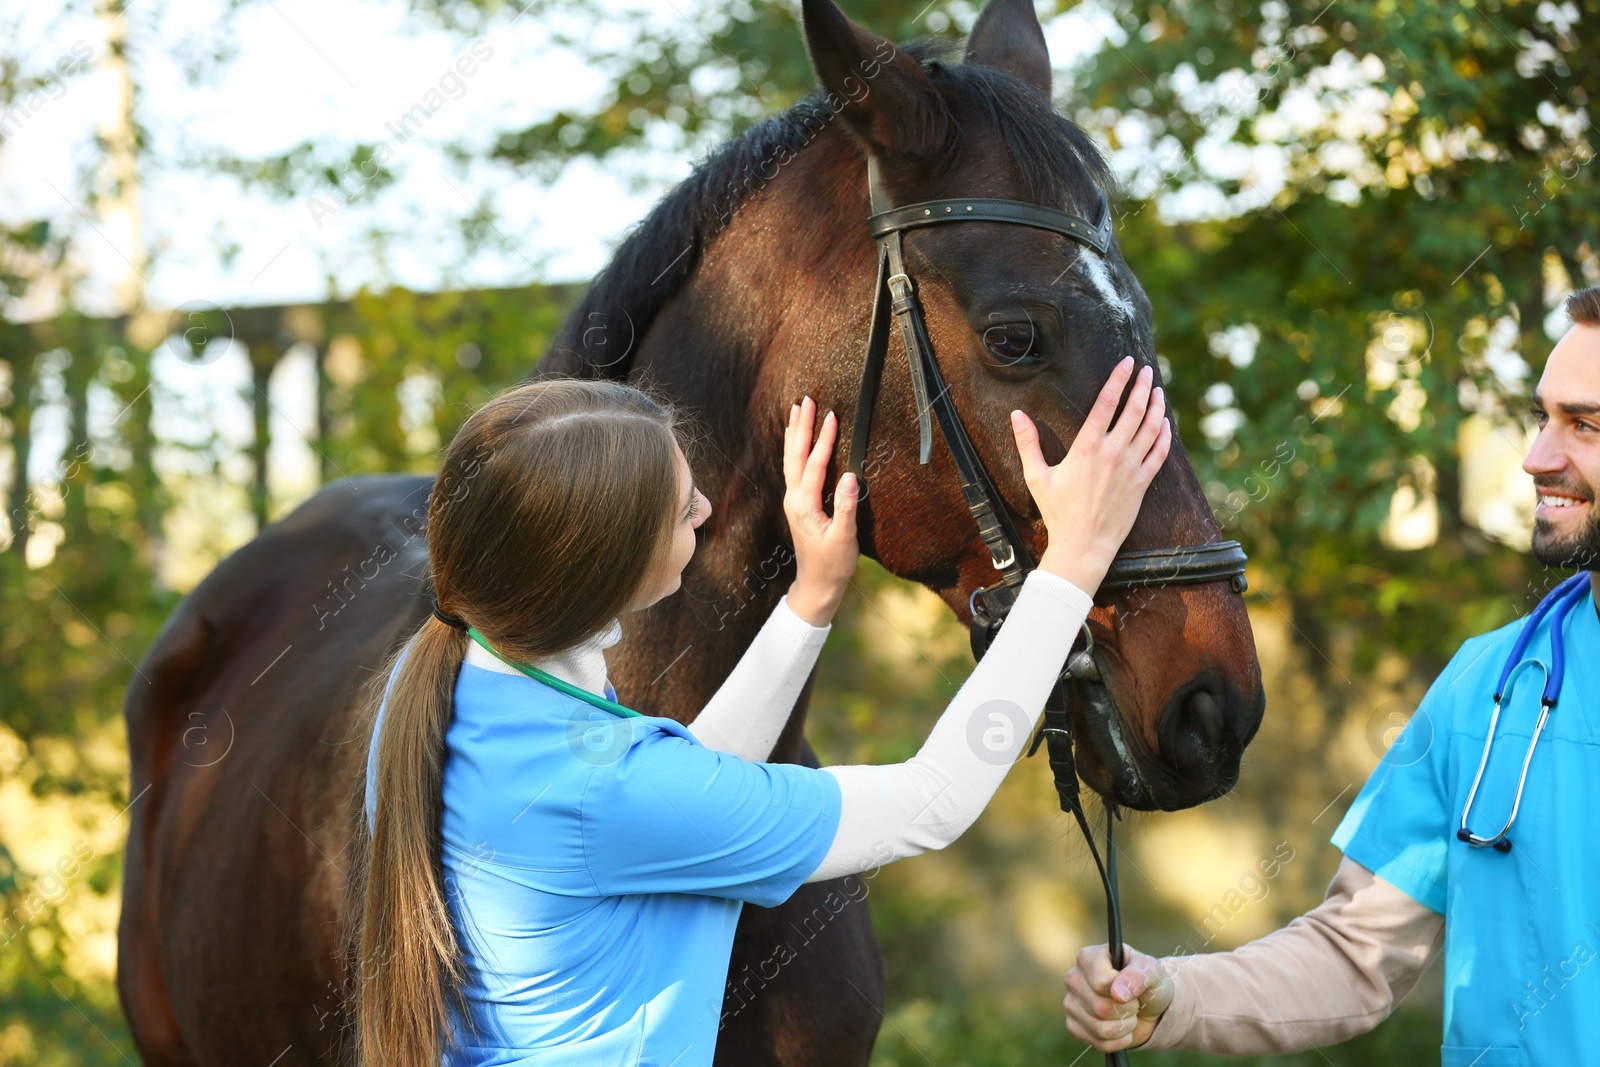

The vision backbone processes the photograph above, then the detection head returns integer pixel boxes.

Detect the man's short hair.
[1566,286,1600,326]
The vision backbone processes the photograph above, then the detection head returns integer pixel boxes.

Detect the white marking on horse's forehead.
[1074,250,1136,322]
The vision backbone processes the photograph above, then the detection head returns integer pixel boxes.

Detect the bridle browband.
[844,159,1249,1065]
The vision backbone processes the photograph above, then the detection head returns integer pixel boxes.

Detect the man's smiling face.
[1525,318,1600,570]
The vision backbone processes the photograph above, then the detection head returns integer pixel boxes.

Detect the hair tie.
[431,599,469,631]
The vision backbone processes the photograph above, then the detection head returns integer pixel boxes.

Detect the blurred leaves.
[470,0,975,177]
[199,140,399,203]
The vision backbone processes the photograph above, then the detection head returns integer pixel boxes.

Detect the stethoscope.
[1457,573,1592,852]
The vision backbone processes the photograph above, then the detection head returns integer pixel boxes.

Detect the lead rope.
[1030,674,1131,1067]
[1105,809,1129,1067]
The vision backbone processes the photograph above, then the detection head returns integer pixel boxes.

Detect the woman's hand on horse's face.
[783,395,859,627]
[1062,942,1172,1052]
[1013,356,1172,595]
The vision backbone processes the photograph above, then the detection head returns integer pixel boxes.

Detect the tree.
[1072,0,1594,664]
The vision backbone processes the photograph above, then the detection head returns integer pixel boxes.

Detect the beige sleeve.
[1138,856,1444,1055]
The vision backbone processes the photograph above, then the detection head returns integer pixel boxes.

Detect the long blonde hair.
[348,378,688,1066]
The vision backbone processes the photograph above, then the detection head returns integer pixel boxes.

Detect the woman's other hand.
[783,396,859,626]
[1011,356,1171,594]
[1062,942,1173,1052]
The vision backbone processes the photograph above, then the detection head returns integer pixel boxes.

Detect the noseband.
[844,158,1249,1065]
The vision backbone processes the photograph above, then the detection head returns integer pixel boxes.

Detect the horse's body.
[119,0,1263,1062]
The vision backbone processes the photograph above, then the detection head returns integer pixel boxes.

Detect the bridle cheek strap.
[851,162,1042,633]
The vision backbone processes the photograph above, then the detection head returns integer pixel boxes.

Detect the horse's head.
[800,0,1264,811]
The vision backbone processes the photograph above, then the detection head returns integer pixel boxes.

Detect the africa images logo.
[565,706,632,767]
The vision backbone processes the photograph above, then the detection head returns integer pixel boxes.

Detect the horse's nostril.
[1157,678,1235,777]
[1150,678,1261,806]
[1186,688,1225,752]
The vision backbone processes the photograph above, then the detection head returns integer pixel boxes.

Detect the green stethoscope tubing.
[467,627,642,719]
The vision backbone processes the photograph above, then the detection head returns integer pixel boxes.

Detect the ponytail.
[354,616,473,1065]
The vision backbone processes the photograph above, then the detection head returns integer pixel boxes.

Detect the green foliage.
[199,140,400,204]
[0,322,165,1062]
[1075,0,1593,668]
[316,282,578,477]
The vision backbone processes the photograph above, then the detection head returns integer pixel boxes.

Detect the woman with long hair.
[355,358,1170,1065]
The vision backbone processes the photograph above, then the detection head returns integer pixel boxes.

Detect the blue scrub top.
[365,660,843,1066]
[1333,581,1600,1067]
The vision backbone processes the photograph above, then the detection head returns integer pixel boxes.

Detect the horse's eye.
[982,321,1040,364]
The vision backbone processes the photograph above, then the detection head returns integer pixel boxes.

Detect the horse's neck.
[613,517,799,741]
[609,132,867,755]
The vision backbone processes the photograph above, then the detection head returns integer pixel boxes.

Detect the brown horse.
[117,0,1263,1062]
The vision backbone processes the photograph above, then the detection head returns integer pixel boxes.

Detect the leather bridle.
[844,158,1249,1063]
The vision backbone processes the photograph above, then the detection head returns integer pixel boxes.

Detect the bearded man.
[1063,286,1600,1067]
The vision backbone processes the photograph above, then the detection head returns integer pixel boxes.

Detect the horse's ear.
[964,0,1052,95]
[800,0,950,156]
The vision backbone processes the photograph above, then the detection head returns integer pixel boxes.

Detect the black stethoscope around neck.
[1457,572,1592,852]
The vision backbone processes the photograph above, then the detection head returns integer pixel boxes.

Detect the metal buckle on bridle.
[1024,622,1099,758]
[1065,621,1101,682]
[885,272,914,310]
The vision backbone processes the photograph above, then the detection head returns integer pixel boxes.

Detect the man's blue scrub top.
[1333,581,1600,1067]
[365,660,843,1066]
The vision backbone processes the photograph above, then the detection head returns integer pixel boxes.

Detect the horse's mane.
[539,38,1113,380]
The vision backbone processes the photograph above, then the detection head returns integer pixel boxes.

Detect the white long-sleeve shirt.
[463,568,1094,882]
